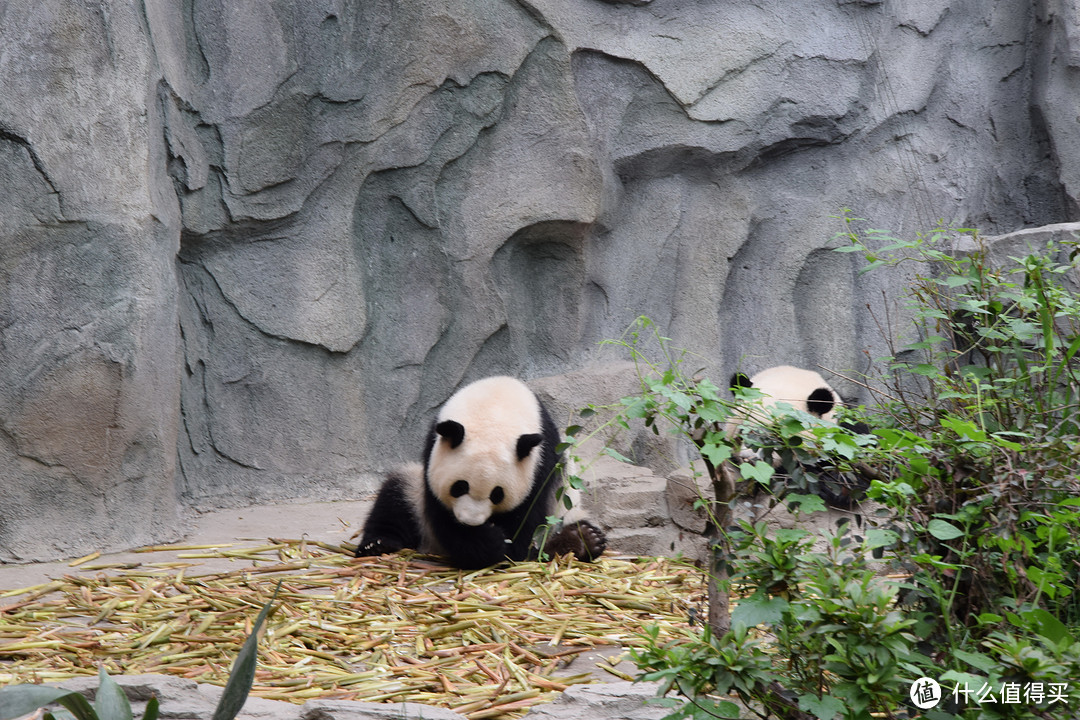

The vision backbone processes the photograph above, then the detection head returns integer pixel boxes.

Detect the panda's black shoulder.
[422,418,439,463]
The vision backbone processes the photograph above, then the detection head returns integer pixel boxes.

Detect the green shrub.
[633,519,924,720]
[581,218,1080,718]
[835,217,1080,628]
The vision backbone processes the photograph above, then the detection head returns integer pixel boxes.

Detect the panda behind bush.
[726,365,872,509]
[356,376,607,569]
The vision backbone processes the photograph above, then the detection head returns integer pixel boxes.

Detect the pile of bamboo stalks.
[0,539,704,718]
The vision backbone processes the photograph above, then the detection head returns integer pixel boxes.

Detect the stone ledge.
[36,674,669,720]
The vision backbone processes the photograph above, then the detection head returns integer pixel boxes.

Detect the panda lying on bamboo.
[356,376,607,569]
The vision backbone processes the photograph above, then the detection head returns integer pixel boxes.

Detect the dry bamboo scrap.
[0,539,704,718]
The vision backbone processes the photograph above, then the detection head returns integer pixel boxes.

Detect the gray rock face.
[2,1,1078,560]
[49,673,668,720]
[52,674,464,720]
[523,681,670,719]
[0,3,183,559]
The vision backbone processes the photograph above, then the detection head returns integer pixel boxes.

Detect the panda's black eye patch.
[489,486,505,505]
[807,388,836,417]
[450,480,469,498]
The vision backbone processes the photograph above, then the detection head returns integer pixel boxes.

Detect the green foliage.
[835,215,1080,626]
[0,668,153,720]
[834,214,1080,716]
[634,624,772,720]
[569,318,926,718]
[602,216,1080,719]
[836,212,1080,442]
[635,523,926,720]
[0,584,279,720]
[565,317,873,511]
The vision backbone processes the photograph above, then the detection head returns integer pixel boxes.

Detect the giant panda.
[726,365,842,435]
[355,376,607,569]
[726,365,870,508]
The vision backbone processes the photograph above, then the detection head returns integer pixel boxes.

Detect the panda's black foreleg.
[416,494,513,569]
[438,522,516,569]
[805,461,871,510]
[355,471,423,558]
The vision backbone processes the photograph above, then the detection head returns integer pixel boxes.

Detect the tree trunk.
[699,452,738,637]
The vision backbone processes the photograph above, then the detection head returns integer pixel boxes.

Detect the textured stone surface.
[45,673,670,720]
[2,1,1079,560]
[0,3,183,560]
[523,680,670,719]
[578,457,705,560]
[666,468,712,535]
[52,674,463,720]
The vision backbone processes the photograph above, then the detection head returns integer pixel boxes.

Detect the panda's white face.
[427,377,544,526]
[430,449,528,526]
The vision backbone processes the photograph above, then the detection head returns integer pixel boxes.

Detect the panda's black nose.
[489,486,505,504]
[450,480,469,498]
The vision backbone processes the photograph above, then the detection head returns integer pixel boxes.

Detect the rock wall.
[48,673,667,720]
[0,4,183,560]
[2,0,1079,560]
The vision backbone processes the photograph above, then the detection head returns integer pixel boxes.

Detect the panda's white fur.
[726,365,840,462]
[723,365,874,509]
[429,376,543,527]
[356,375,606,567]
[727,366,838,428]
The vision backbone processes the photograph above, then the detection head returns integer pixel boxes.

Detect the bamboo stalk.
[0,540,703,718]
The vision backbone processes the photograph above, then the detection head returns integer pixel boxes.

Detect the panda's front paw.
[543,520,607,562]
[355,537,405,558]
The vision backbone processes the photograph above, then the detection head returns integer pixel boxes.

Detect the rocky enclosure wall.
[2,1,1079,561]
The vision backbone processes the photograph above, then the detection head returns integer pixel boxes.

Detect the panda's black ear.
[841,419,871,435]
[436,420,465,448]
[807,388,836,417]
[730,372,752,394]
[516,433,543,460]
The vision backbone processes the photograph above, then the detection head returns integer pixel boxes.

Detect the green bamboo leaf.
[865,528,900,550]
[731,592,788,631]
[799,693,845,720]
[711,700,742,718]
[602,447,633,464]
[0,686,84,720]
[1061,332,1080,369]
[699,438,731,466]
[1018,608,1070,646]
[141,696,159,720]
[210,581,280,720]
[94,666,132,720]
[739,461,774,485]
[927,519,964,540]
[952,648,996,672]
[56,693,99,720]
